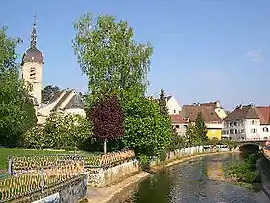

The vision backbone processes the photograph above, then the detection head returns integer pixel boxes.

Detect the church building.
[21,17,85,124]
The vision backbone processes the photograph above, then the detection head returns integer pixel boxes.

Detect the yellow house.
[181,102,224,140]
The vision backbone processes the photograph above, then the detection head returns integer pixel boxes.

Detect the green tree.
[194,112,208,143]
[159,89,168,116]
[121,96,172,157]
[42,85,60,104]
[186,123,198,145]
[0,27,37,147]
[72,13,153,106]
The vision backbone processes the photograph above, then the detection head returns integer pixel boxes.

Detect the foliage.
[194,112,208,142]
[159,89,168,116]
[23,113,92,150]
[185,113,208,145]
[220,139,238,150]
[121,96,173,157]
[89,95,124,141]
[169,129,187,149]
[224,154,261,183]
[0,27,21,74]
[41,85,60,104]
[186,123,196,145]
[210,137,219,146]
[72,13,153,106]
[0,27,37,148]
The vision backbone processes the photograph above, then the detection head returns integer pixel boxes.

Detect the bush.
[224,153,261,183]
[23,113,93,150]
[121,96,172,158]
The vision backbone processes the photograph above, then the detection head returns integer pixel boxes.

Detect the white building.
[222,104,270,141]
[165,96,182,115]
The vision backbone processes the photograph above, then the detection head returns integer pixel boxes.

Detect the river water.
[115,153,270,203]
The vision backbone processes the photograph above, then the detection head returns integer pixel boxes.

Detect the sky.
[1,0,270,110]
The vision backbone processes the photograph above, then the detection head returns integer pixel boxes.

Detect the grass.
[0,148,95,171]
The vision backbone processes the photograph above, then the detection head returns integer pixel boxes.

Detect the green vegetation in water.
[224,152,262,190]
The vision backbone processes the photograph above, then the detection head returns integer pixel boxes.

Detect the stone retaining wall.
[87,160,139,187]
[150,146,230,167]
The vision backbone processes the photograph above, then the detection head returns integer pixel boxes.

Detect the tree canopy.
[121,96,172,157]
[0,27,37,147]
[42,85,60,104]
[72,13,153,105]
[88,95,124,154]
[186,112,208,145]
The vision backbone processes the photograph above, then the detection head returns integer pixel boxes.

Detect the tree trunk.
[104,139,107,154]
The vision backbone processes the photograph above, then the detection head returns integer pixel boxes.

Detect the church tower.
[21,16,43,105]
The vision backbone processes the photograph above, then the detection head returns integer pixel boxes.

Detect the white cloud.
[246,48,264,63]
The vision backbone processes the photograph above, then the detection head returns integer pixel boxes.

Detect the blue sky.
[1,0,270,110]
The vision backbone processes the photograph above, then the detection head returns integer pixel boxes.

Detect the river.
[114,153,270,203]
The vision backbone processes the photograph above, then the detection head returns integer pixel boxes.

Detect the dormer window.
[30,67,36,80]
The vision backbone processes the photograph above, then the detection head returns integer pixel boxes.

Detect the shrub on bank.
[23,113,92,150]
[224,153,261,183]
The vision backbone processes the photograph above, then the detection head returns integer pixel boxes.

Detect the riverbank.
[86,150,238,203]
[150,151,239,172]
[86,172,150,203]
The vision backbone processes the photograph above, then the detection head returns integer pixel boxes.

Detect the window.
[29,67,36,80]
[230,129,234,134]
[174,110,176,113]
[175,125,179,128]
[251,120,255,125]
[263,127,269,132]
[240,129,244,134]
[251,128,256,133]
[233,122,237,126]
[229,122,233,127]
[234,129,237,134]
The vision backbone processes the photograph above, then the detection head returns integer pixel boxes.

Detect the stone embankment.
[86,147,236,203]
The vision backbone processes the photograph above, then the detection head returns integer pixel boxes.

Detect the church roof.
[21,16,43,65]
[49,89,85,112]
[63,94,84,110]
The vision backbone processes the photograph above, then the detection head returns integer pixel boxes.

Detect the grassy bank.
[223,152,262,190]
[0,148,92,170]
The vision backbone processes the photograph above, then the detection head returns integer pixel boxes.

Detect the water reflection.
[117,154,269,203]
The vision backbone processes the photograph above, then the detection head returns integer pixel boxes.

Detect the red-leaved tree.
[88,95,124,154]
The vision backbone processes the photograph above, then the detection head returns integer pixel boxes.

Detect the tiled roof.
[180,105,221,123]
[63,94,84,110]
[256,106,270,125]
[224,105,259,121]
[52,90,73,111]
[170,114,188,124]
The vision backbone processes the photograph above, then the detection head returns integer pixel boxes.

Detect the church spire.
[30,15,37,48]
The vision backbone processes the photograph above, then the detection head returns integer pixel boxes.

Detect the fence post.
[41,167,45,193]
[8,156,13,175]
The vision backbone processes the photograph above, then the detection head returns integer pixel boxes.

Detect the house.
[197,101,227,119]
[180,103,223,140]
[222,104,270,141]
[165,96,182,115]
[37,89,85,124]
[170,114,189,136]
